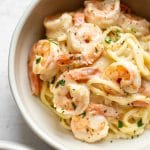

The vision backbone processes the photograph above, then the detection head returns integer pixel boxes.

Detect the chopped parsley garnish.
[105,37,112,44]
[118,120,123,128]
[50,95,54,100]
[77,56,81,60]
[36,57,41,64]
[131,27,137,33]
[55,79,65,88]
[137,119,143,127]
[48,39,58,45]
[113,30,121,42]
[115,29,121,35]
[72,102,77,110]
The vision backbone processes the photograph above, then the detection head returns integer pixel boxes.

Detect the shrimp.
[73,12,85,26]
[30,39,60,81]
[57,23,103,67]
[28,44,41,96]
[71,104,110,143]
[86,103,119,118]
[84,0,120,29]
[44,13,72,41]
[120,3,131,14]
[131,101,149,107]
[139,80,150,97]
[103,61,141,94]
[131,80,150,107]
[52,67,99,116]
[118,12,150,37]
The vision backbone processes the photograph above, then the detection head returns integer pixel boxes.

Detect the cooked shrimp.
[52,67,99,116]
[67,23,102,54]
[139,80,150,97]
[44,13,72,41]
[103,61,141,94]
[118,12,150,37]
[71,104,109,143]
[57,23,103,67]
[84,0,120,29]
[28,45,41,96]
[31,39,60,81]
[131,101,149,107]
[122,84,150,107]
[120,3,131,14]
[86,103,119,118]
[73,12,85,26]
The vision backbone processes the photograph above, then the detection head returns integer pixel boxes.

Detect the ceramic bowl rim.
[8,0,67,149]
[0,141,32,150]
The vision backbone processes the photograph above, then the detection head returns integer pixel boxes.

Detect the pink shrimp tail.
[28,45,41,96]
[70,67,100,81]
[132,101,149,107]
[57,54,74,65]
[87,103,119,118]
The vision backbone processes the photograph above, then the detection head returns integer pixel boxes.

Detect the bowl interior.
[10,0,150,149]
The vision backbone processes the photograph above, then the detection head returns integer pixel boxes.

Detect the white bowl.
[0,141,32,150]
[9,0,150,150]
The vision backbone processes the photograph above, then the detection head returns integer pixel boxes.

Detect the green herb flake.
[116,29,121,35]
[50,95,54,100]
[77,56,81,60]
[36,57,41,64]
[56,79,65,88]
[48,39,58,45]
[72,102,77,110]
[137,119,143,127]
[118,120,123,128]
[131,27,137,33]
[105,37,112,44]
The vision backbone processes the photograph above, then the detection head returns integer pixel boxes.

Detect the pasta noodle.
[28,0,150,143]
[103,27,150,80]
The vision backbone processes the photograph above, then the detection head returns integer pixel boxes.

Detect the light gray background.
[0,0,53,149]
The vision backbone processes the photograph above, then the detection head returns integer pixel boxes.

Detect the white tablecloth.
[0,1,52,149]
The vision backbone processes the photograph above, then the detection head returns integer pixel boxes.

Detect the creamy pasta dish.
[28,0,150,143]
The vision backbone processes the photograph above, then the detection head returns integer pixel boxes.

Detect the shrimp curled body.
[32,39,60,81]
[52,67,99,116]
[57,23,103,67]
[118,12,150,37]
[103,61,141,94]
[71,104,110,143]
[84,0,120,29]
[44,13,73,41]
